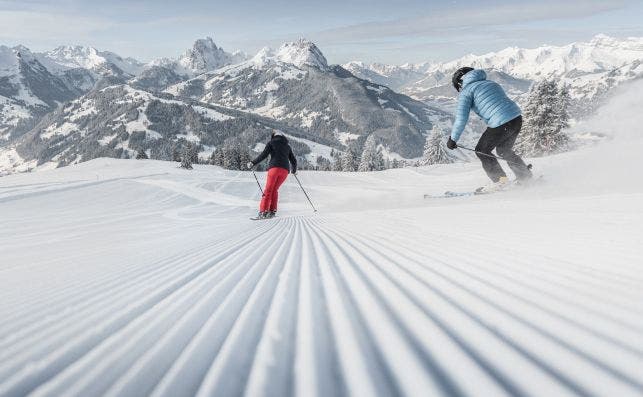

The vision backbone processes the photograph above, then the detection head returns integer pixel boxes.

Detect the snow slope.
[0,137,642,397]
[1,83,643,396]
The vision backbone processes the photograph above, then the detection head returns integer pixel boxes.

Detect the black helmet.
[452,67,474,92]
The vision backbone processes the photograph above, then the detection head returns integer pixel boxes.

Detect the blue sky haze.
[0,0,641,64]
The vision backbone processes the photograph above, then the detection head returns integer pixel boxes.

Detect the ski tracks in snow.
[1,160,643,397]
[1,212,642,396]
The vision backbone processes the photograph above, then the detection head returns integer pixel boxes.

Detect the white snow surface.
[1,84,643,396]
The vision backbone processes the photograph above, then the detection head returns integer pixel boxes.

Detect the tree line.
[143,77,572,171]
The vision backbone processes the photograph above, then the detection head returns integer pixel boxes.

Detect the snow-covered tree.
[421,127,455,165]
[171,146,181,162]
[209,140,253,170]
[209,148,223,166]
[331,150,343,171]
[180,146,193,170]
[555,83,571,131]
[340,150,357,172]
[316,156,332,171]
[358,135,385,172]
[135,149,148,160]
[516,79,571,157]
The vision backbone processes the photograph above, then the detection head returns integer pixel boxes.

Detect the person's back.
[265,135,296,172]
[248,132,297,219]
[451,69,521,141]
[447,67,531,187]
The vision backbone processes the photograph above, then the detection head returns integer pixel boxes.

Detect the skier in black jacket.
[248,131,297,219]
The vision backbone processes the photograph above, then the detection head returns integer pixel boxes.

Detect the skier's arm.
[252,142,271,165]
[288,148,297,174]
[450,90,474,142]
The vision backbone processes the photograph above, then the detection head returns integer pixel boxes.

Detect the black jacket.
[251,134,297,173]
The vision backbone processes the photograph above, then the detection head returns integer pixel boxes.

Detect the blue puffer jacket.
[450,69,521,141]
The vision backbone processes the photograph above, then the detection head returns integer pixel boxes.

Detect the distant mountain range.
[1,34,641,175]
[345,34,643,115]
[1,38,449,174]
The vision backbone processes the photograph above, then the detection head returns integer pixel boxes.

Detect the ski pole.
[293,174,317,212]
[251,169,264,195]
[457,146,532,170]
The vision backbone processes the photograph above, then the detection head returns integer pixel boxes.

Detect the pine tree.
[358,135,385,171]
[555,83,571,132]
[180,146,193,170]
[332,154,343,171]
[340,150,357,172]
[187,144,199,164]
[516,79,570,157]
[210,147,225,166]
[222,143,238,170]
[136,149,148,160]
[421,127,454,165]
[172,146,181,162]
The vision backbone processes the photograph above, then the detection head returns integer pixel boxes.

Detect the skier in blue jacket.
[446,67,532,188]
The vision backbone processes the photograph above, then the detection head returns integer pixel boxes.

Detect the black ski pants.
[475,116,531,182]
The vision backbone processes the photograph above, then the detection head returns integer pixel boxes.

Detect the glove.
[446,137,457,150]
[291,169,297,175]
[247,161,254,170]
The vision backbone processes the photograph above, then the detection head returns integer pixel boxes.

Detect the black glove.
[291,168,297,175]
[446,137,457,150]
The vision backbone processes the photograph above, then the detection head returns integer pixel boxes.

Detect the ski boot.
[267,210,277,218]
[476,176,509,194]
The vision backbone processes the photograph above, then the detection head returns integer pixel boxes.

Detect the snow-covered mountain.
[346,35,643,116]
[7,82,351,173]
[342,61,430,91]
[4,34,640,175]
[168,39,443,158]
[0,46,79,141]
[133,37,247,91]
[177,37,247,75]
[36,45,145,77]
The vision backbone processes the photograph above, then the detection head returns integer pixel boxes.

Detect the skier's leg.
[475,128,506,182]
[260,168,279,212]
[269,168,288,212]
[496,117,532,180]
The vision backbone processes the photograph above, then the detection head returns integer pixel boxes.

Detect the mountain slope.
[6,84,345,173]
[0,46,80,141]
[169,39,442,158]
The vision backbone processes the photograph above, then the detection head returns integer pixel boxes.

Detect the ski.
[424,188,494,199]
[250,215,277,221]
[425,176,543,199]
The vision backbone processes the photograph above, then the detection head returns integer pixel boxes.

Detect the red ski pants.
[260,167,289,212]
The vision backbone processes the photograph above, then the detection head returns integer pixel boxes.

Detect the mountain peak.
[178,37,241,75]
[589,34,619,47]
[275,39,328,70]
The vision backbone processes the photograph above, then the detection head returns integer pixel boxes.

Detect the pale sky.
[0,0,642,64]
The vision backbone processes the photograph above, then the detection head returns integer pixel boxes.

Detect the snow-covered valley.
[1,125,642,396]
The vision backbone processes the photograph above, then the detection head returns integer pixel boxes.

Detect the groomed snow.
[1,134,642,396]
[1,81,642,397]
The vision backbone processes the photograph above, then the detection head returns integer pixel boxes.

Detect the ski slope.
[1,131,642,397]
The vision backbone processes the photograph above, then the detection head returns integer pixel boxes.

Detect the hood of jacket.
[271,134,289,144]
[462,69,487,88]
